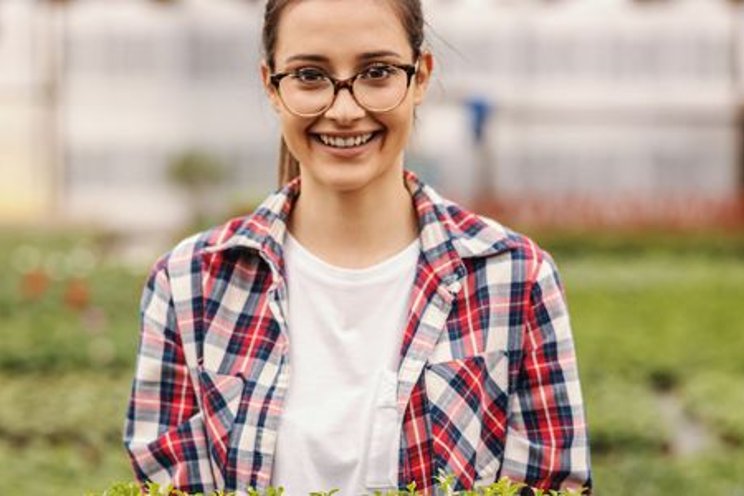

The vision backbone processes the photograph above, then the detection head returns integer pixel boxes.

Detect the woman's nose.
[323,87,366,123]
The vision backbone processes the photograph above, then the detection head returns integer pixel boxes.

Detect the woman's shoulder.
[151,183,295,273]
[445,207,563,297]
[146,210,267,279]
[431,192,553,268]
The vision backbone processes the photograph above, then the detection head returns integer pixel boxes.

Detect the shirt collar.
[202,170,514,288]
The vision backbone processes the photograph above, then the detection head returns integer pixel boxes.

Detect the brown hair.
[262,0,425,186]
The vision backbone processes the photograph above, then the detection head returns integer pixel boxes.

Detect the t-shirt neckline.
[284,232,421,285]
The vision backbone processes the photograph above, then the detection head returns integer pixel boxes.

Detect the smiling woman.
[122,1,592,495]
[261,0,429,201]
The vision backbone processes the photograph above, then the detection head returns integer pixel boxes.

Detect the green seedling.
[90,473,576,496]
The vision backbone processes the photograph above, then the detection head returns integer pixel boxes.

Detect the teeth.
[318,133,374,148]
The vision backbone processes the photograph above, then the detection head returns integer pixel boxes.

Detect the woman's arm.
[502,251,592,493]
[123,258,215,493]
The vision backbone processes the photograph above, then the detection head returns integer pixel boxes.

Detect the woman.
[123,0,592,494]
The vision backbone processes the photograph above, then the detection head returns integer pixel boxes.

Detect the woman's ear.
[260,60,282,113]
[413,50,434,105]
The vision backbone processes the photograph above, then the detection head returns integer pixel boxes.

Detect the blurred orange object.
[64,277,91,311]
[20,269,50,301]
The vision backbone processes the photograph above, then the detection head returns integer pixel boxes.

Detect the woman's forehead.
[274,0,410,65]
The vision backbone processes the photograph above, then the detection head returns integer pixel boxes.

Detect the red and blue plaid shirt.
[124,170,591,495]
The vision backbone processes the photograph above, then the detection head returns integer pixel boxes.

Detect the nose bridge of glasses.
[332,76,356,95]
[326,75,364,114]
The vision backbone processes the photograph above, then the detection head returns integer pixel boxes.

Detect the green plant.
[166,149,230,228]
[250,487,285,496]
[88,474,583,496]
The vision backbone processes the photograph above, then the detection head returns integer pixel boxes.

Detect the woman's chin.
[302,161,392,195]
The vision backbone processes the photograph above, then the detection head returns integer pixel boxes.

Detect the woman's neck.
[286,169,419,269]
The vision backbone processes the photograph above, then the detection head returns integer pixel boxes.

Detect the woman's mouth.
[318,132,374,148]
[312,131,382,150]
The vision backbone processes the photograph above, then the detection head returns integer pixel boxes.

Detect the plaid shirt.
[124,170,591,495]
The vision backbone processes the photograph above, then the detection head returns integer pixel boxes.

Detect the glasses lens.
[279,74,334,116]
[354,66,408,112]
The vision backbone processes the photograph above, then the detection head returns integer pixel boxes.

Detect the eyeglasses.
[269,61,418,117]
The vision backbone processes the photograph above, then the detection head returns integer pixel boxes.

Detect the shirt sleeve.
[122,259,215,493]
[501,251,592,493]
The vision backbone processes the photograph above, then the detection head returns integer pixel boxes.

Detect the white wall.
[60,0,278,230]
[0,1,52,222]
[1,0,741,229]
[416,0,740,202]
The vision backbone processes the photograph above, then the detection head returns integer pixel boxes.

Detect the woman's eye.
[361,65,395,80]
[293,69,327,84]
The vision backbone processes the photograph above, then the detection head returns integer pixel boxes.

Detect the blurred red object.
[64,277,91,311]
[20,269,50,301]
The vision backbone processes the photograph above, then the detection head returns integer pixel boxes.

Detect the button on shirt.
[272,233,420,495]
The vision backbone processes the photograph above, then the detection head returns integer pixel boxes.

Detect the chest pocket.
[424,349,509,489]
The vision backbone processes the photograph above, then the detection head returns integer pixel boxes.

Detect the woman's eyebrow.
[284,50,403,65]
[358,50,403,61]
[285,54,328,64]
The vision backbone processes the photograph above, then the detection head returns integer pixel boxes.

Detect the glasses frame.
[269,61,419,117]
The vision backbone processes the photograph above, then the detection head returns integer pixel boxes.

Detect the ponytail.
[278,137,300,187]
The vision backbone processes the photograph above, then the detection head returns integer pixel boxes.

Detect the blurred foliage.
[0,373,130,448]
[0,438,133,496]
[167,149,231,229]
[563,255,744,383]
[167,150,227,192]
[682,371,744,447]
[536,229,744,260]
[0,228,743,494]
[594,452,744,495]
[0,231,143,373]
[582,377,670,454]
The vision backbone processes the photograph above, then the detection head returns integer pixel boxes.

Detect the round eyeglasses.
[269,62,419,117]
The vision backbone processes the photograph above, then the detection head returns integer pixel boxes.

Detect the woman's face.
[261,0,433,193]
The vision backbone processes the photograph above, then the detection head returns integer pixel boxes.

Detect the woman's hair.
[262,0,425,186]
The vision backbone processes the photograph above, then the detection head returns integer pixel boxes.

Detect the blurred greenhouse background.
[1,0,744,494]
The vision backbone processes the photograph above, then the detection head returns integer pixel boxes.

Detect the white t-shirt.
[271,233,420,496]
